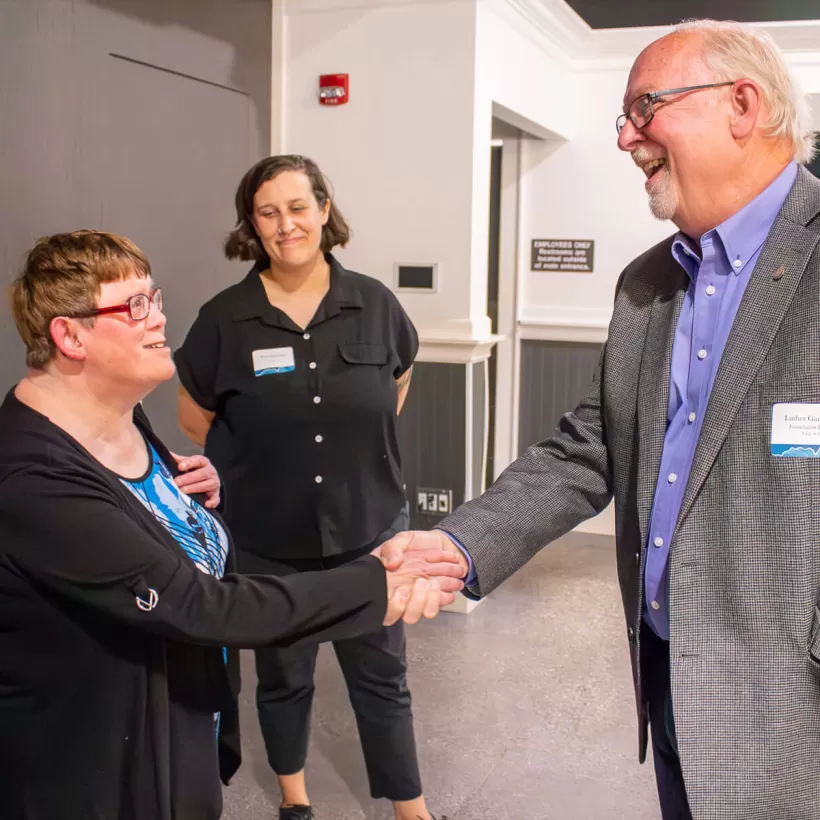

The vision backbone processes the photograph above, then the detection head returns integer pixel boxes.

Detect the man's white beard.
[648,167,678,221]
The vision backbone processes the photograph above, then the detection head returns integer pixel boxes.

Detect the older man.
[381,19,820,820]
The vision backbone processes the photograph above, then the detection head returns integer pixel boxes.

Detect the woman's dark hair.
[224,155,351,263]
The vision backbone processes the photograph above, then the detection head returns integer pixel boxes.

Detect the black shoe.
[279,806,314,820]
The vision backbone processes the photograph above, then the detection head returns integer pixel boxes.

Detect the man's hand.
[375,539,466,625]
[378,530,470,577]
[171,452,221,509]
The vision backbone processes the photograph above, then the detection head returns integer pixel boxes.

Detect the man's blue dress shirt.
[643,162,797,638]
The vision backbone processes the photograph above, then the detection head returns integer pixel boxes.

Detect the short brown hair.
[9,230,151,369]
[224,154,351,263]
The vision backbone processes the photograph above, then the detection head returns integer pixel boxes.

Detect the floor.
[222,532,660,820]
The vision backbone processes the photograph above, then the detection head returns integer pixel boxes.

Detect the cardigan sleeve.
[0,465,387,648]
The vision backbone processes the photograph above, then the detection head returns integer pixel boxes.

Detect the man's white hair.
[676,19,817,164]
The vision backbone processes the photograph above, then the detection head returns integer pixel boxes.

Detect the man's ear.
[50,317,88,361]
[728,79,763,141]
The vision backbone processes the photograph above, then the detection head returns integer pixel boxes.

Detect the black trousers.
[641,623,693,820]
[236,512,422,802]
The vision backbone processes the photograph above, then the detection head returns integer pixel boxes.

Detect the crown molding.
[285,0,473,14]
[498,0,820,71]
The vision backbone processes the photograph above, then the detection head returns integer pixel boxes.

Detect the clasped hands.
[373,530,471,625]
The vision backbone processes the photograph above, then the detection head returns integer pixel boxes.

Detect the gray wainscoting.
[472,360,486,496]
[518,340,603,455]
[398,362,466,529]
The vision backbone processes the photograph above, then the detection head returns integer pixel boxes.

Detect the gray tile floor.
[222,533,660,820]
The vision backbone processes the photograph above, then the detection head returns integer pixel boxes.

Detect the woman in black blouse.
[176,156,439,820]
[0,230,461,820]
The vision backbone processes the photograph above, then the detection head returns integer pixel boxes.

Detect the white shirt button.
[668,473,677,484]
[705,284,716,296]
[733,259,742,268]
[654,537,664,548]
[688,412,696,423]
[650,600,661,611]
[313,396,321,404]
[314,475,323,484]
[303,332,311,340]
[315,434,323,443]
[309,362,317,370]
[697,349,707,360]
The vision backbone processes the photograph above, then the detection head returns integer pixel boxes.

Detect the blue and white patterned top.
[121,443,228,579]
[122,441,229,732]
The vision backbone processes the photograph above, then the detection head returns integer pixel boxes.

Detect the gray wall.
[518,339,602,455]
[0,0,271,451]
[398,362,467,530]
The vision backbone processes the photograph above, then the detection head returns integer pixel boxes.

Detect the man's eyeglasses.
[69,288,163,322]
[616,81,736,134]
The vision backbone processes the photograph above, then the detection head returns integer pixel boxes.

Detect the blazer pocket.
[759,374,820,406]
[809,606,820,671]
[338,342,389,366]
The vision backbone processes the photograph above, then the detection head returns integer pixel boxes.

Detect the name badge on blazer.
[252,347,295,377]
[771,403,820,457]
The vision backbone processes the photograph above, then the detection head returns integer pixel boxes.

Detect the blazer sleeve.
[0,465,387,648]
[441,339,612,599]
[439,268,643,598]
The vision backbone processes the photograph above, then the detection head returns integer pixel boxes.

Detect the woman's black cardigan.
[0,391,387,819]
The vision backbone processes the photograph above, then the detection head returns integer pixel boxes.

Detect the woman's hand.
[171,452,221,509]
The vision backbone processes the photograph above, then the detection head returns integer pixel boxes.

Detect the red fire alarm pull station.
[319,74,349,105]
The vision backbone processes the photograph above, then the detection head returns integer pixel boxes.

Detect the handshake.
[372,530,471,626]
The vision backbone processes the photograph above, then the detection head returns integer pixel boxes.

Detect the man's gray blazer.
[442,167,820,819]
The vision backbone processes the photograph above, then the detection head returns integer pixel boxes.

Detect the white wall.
[470,0,575,337]
[518,67,675,330]
[282,0,478,338]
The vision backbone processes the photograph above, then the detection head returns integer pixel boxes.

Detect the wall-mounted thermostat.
[395,263,438,292]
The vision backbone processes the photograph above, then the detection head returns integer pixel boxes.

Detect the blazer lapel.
[677,213,820,529]
[637,263,688,548]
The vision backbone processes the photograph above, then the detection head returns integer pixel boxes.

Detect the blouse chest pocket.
[338,342,389,367]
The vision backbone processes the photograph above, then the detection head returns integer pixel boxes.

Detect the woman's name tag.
[252,347,295,376]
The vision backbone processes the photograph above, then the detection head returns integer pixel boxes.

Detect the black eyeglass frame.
[616,81,736,134]
[67,287,163,322]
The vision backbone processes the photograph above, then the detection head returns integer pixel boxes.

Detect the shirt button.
[635,552,640,563]
[314,475,323,484]
[315,434,323,443]
[697,349,707,360]
[688,412,696,423]
[313,396,321,404]
[303,332,311,340]
[668,473,677,484]
[309,362,317,370]
[650,600,661,611]
[654,537,664,548]
[705,284,716,296]
[733,259,742,268]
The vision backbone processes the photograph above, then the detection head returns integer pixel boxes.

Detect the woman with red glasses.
[0,230,462,820]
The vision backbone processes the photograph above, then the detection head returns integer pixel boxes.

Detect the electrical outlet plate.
[415,488,453,515]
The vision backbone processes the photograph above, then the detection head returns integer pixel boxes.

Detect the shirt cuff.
[435,529,477,586]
